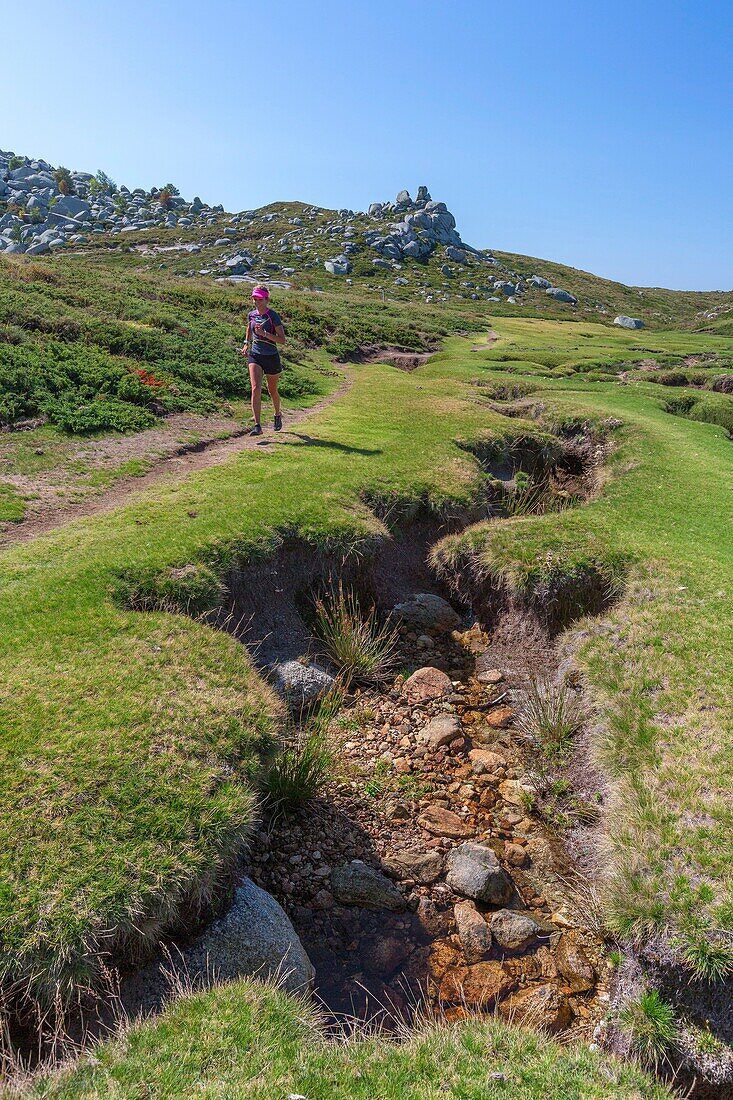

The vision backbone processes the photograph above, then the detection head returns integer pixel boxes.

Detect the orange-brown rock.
[438,960,517,1007]
[499,982,573,1033]
[555,934,596,992]
[486,705,514,728]
[468,748,507,774]
[417,804,471,838]
[403,666,453,703]
[428,939,462,982]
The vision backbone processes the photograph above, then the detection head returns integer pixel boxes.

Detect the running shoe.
[249,423,263,436]
[274,413,283,432]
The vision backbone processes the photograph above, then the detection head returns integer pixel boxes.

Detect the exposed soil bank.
[350,345,436,372]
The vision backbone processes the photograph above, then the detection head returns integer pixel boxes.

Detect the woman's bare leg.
[249,361,263,424]
[265,372,281,417]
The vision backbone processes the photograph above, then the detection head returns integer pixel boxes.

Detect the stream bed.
[247,614,610,1037]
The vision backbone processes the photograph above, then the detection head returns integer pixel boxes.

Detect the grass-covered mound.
[20,979,672,1099]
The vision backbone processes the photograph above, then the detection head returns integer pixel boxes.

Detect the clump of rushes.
[503,472,578,517]
[515,675,585,757]
[677,930,733,982]
[313,582,399,687]
[262,690,342,813]
[619,990,677,1066]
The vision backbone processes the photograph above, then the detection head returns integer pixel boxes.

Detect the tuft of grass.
[676,930,733,983]
[261,691,342,813]
[516,676,585,757]
[504,473,578,518]
[619,990,677,1066]
[313,582,399,687]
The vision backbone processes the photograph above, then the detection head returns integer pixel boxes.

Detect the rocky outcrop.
[0,149,223,255]
[362,187,482,267]
[613,315,644,329]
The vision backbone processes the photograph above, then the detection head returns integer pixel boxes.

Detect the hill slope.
[2,147,732,331]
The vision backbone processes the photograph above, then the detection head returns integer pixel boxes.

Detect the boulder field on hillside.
[0,150,580,309]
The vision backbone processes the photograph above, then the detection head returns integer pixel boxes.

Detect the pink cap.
[251,286,270,299]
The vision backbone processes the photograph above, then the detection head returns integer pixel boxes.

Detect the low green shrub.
[45,396,157,434]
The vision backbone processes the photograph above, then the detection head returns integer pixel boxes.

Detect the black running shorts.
[248,350,282,375]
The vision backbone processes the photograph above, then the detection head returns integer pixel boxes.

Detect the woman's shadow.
[287,432,381,456]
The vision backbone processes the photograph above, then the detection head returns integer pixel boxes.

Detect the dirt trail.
[0,375,352,550]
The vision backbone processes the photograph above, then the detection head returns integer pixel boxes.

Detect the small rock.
[417,805,471,839]
[504,842,529,867]
[403,666,453,703]
[454,901,492,963]
[490,909,541,952]
[499,983,573,1033]
[477,668,503,685]
[468,748,506,775]
[331,861,405,910]
[271,660,334,710]
[417,897,452,937]
[486,705,514,728]
[438,960,516,1007]
[419,715,461,750]
[383,849,444,884]
[498,778,535,806]
[446,843,513,903]
[555,934,596,992]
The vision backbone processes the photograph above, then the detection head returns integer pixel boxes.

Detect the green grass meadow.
[1,252,732,1093]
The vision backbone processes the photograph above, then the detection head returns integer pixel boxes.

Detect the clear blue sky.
[4,0,732,289]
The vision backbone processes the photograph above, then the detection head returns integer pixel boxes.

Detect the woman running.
[241,285,286,435]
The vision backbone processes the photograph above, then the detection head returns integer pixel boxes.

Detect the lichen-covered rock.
[546,287,578,304]
[613,315,645,329]
[185,878,314,995]
[271,659,334,710]
[330,860,405,910]
[446,843,513,903]
[490,909,541,952]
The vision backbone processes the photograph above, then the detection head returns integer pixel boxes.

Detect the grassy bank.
[433,321,733,968]
[18,978,672,1100]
